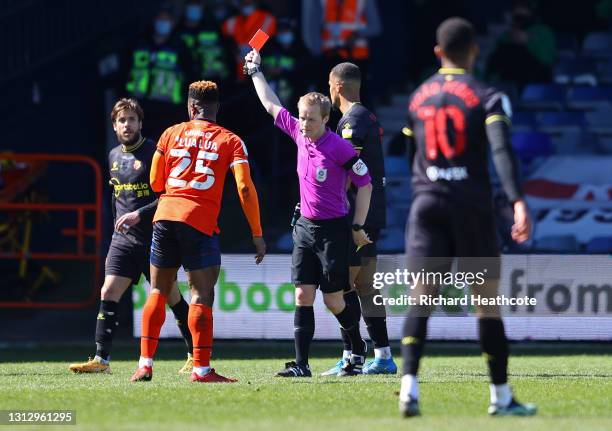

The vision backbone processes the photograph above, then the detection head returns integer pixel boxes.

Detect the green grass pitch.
[1,342,610,431]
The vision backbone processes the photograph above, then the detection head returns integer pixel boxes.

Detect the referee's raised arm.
[245,49,283,120]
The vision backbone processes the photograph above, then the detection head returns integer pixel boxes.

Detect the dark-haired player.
[399,18,536,417]
[322,62,397,375]
[69,98,194,375]
[130,81,266,383]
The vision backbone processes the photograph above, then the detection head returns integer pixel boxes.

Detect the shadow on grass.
[1,340,611,364]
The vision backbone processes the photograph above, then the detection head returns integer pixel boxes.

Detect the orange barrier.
[0,153,103,308]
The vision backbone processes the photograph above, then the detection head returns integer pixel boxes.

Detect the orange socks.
[188,304,213,367]
[140,292,167,359]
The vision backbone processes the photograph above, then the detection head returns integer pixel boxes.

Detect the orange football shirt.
[153,119,249,235]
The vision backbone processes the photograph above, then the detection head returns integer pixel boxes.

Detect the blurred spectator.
[262,18,310,108]
[302,0,381,93]
[486,0,556,87]
[176,0,234,90]
[222,0,277,81]
[125,7,192,140]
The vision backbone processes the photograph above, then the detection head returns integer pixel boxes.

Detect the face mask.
[185,5,203,22]
[241,5,255,15]
[154,19,173,36]
[277,32,294,47]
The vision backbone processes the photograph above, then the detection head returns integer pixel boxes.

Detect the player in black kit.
[321,62,397,376]
[69,99,194,374]
[399,18,536,417]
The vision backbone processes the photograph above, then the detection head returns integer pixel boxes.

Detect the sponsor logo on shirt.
[316,166,327,182]
[426,166,468,182]
[352,159,368,176]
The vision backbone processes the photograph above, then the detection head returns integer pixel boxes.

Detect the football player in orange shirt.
[130,81,266,383]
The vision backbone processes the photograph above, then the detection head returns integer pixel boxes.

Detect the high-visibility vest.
[321,0,369,60]
[181,30,229,80]
[222,10,276,45]
[126,47,184,104]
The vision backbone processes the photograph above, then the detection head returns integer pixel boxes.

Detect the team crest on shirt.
[316,166,327,182]
[133,160,142,170]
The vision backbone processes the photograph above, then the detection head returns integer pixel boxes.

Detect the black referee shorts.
[105,234,150,285]
[405,192,500,259]
[292,215,350,294]
[349,227,380,267]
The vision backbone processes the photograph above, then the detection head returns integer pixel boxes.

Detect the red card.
[248,29,270,51]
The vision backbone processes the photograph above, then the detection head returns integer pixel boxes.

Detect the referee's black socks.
[401,316,429,375]
[294,306,315,366]
[334,305,366,356]
[95,300,119,361]
[340,290,362,352]
[361,292,390,349]
[478,318,509,384]
[170,296,194,356]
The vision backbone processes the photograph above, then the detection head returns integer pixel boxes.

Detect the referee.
[321,62,397,376]
[245,48,373,377]
[399,18,536,417]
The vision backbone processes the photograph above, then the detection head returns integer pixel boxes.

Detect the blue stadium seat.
[596,136,612,153]
[553,58,598,86]
[556,32,579,59]
[386,206,408,228]
[533,235,579,252]
[582,32,612,58]
[598,59,612,84]
[585,236,612,253]
[384,156,410,177]
[537,111,586,133]
[512,111,537,131]
[585,108,612,134]
[377,228,405,253]
[567,86,612,110]
[386,179,411,204]
[511,131,554,162]
[520,84,566,110]
[275,232,293,252]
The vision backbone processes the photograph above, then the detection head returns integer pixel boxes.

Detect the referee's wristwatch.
[351,223,364,232]
[244,61,261,76]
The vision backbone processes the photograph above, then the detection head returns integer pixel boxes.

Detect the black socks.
[401,316,428,375]
[170,296,193,356]
[334,305,365,356]
[95,300,119,361]
[294,306,315,366]
[479,318,509,384]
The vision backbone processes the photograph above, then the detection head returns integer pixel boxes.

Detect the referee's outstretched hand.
[245,49,261,66]
[253,236,266,265]
[352,229,373,249]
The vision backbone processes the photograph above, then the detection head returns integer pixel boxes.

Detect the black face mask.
[513,12,534,29]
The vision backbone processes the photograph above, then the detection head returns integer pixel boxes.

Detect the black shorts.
[349,227,380,267]
[105,234,150,285]
[292,216,350,294]
[405,192,499,259]
[150,220,221,271]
